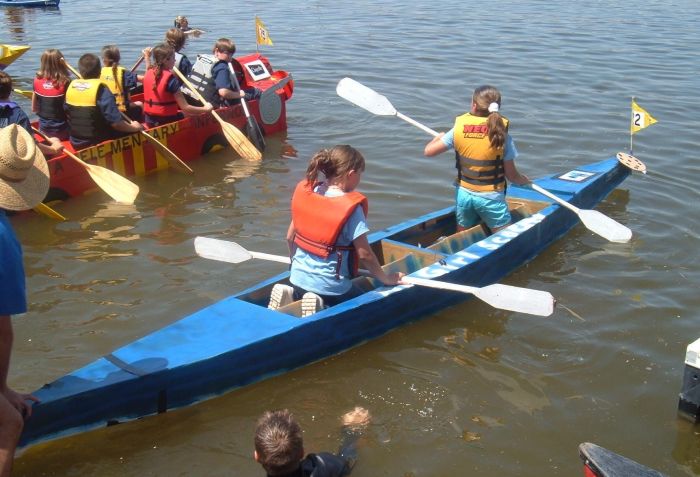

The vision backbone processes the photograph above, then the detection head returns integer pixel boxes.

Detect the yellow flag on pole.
[255,16,273,46]
[631,100,657,134]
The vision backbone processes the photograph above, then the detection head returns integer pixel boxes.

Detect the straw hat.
[0,125,49,211]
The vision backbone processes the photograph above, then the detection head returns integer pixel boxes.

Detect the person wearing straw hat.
[0,124,44,476]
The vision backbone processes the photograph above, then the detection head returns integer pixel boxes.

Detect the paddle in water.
[32,127,140,205]
[228,62,265,152]
[193,236,556,317]
[335,77,633,243]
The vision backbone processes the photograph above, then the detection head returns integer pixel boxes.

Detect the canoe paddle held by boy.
[268,145,403,317]
[424,85,530,233]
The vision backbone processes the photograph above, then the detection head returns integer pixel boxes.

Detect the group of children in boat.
[0,26,261,157]
[0,12,529,471]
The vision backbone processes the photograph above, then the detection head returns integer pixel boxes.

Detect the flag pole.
[255,15,259,53]
[629,96,634,155]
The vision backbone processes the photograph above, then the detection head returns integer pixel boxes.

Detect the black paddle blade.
[245,116,266,152]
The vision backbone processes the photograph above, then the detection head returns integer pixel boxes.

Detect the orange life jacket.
[291,180,368,278]
[453,113,509,193]
[142,69,180,117]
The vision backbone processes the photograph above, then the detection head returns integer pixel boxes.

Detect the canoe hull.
[20,158,632,448]
[0,0,58,7]
[42,53,292,201]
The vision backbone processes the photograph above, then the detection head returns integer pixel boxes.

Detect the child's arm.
[285,221,297,258]
[504,160,530,185]
[353,234,403,285]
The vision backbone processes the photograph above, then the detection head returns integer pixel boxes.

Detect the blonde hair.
[101,45,123,95]
[472,85,507,149]
[36,49,70,86]
[305,145,365,184]
[254,410,303,476]
[213,38,235,55]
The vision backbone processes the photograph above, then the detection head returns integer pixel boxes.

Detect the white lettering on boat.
[477,212,547,251]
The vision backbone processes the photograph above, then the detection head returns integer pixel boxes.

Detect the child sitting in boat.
[100,45,143,121]
[183,38,260,109]
[142,43,213,128]
[254,407,370,476]
[268,145,404,317]
[64,53,143,150]
[32,48,71,140]
[165,27,193,77]
[424,85,530,233]
[0,71,63,156]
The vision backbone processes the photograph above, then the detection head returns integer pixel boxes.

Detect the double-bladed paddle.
[172,66,262,162]
[335,77,633,244]
[193,236,556,317]
[228,62,265,152]
[32,127,139,205]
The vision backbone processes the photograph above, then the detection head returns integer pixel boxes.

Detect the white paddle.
[335,77,633,244]
[194,237,555,317]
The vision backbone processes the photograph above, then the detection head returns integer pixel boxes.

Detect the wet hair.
[78,53,102,79]
[254,410,304,476]
[101,45,123,94]
[305,145,366,184]
[213,37,235,55]
[165,27,186,52]
[174,15,187,29]
[36,49,70,86]
[150,44,174,91]
[472,85,507,149]
[0,71,12,99]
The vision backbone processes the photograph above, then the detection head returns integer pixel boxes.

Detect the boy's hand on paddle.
[342,406,370,429]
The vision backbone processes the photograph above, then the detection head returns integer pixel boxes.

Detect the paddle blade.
[194,236,253,264]
[473,284,555,317]
[33,202,66,221]
[83,163,140,205]
[578,209,632,243]
[245,116,266,152]
[141,131,193,174]
[219,117,263,161]
[336,77,397,116]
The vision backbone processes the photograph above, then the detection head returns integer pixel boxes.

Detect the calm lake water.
[4,0,700,475]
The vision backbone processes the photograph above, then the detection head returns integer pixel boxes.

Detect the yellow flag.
[631,100,657,134]
[255,16,273,46]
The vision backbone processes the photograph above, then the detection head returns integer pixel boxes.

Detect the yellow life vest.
[64,78,110,142]
[453,113,509,193]
[100,66,127,112]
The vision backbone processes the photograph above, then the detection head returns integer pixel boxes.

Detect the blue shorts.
[455,186,511,229]
[0,214,27,315]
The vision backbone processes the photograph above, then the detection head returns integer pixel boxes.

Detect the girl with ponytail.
[142,44,212,128]
[268,145,404,317]
[424,85,530,233]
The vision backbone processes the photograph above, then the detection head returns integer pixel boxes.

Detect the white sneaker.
[301,292,324,318]
[268,284,295,310]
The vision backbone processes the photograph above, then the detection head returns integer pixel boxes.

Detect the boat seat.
[426,224,488,255]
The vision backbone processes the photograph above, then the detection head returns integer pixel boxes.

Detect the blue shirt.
[290,185,369,296]
[0,101,32,135]
[0,211,27,315]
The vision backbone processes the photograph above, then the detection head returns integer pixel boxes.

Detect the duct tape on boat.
[685,337,700,367]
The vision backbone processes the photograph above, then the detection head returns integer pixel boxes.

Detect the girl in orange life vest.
[424,85,530,233]
[32,49,71,140]
[100,45,144,121]
[268,146,404,316]
[142,44,213,128]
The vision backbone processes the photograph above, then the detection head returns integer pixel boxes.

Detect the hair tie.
[488,102,499,113]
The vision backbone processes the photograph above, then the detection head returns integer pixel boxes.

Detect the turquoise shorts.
[455,186,511,229]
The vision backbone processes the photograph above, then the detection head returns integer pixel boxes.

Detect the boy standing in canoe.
[254,407,370,477]
[0,125,43,476]
[424,85,530,233]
